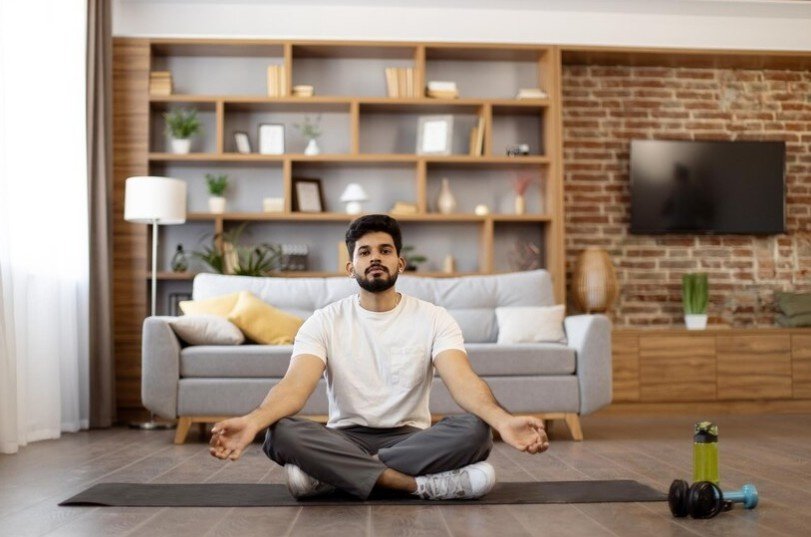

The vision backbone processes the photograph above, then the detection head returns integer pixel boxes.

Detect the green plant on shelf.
[294,114,322,140]
[205,173,228,196]
[191,223,282,276]
[401,245,427,271]
[163,107,201,139]
[682,272,709,314]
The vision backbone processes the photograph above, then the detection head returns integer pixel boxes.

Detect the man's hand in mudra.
[209,416,259,461]
[498,415,549,454]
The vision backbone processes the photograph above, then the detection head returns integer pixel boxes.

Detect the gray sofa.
[142,270,612,443]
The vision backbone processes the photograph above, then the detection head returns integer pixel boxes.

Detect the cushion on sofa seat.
[179,292,241,317]
[181,345,295,378]
[227,291,303,345]
[181,343,574,378]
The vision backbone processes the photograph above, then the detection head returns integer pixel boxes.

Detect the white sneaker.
[284,464,336,499]
[414,461,496,500]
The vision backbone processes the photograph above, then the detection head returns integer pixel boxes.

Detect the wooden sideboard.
[606,328,811,414]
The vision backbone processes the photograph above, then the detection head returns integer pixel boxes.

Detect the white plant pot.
[685,314,708,330]
[170,138,192,154]
[304,138,320,155]
[208,196,226,214]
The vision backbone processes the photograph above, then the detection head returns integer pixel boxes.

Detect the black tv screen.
[629,140,785,234]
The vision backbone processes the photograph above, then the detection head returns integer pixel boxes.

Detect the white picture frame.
[258,123,285,155]
[234,131,251,154]
[416,115,454,155]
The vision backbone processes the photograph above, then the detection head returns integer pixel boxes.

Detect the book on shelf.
[267,65,288,97]
[149,71,172,96]
[516,88,548,100]
[292,84,314,97]
[384,67,418,97]
[468,115,485,156]
[427,80,457,92]
[384,67,398,97]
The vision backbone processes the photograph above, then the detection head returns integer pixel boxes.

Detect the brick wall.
[562,65,811,327]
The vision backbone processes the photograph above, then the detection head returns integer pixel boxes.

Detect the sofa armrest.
[564,314,612,415]
[141,316,181,419]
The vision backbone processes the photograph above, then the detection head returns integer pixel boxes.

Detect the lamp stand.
[130,219,175,431]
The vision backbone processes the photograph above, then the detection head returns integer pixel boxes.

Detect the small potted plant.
[206,173,228,213]
[294,114,322,155]
[683,272,709,330]
[163,108,201,154]
[401,245,427,272]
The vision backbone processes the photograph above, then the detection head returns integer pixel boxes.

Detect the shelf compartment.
[491,109,546,157]
[359,109,481,155]
[492,221,547,274]
[149,106,218,154]
[426,165,547,215]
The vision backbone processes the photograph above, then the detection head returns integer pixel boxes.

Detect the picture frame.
[292,177,325,213]
[258,123,285,155]
[416,115,454,155]
[234,131,251,154]
[168,292,192,317]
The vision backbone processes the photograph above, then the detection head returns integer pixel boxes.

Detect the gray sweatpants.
[262,414,493,499]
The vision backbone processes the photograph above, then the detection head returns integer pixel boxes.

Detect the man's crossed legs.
[262,413,494,500]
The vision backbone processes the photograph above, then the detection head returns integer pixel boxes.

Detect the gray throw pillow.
[170,315,245,346]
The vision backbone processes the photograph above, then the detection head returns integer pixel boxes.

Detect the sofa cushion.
[192,270,556,344]
[495,305,567,344]
[170,315,245,346]
[180,343,574,378]
[179,292,240,317]
[181,345,295,378]
[227,291,303,345]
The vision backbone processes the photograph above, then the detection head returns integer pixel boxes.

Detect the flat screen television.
[629,140,786,235]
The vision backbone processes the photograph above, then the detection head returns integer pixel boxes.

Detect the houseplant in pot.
[294,114,322,155]
[164,107,201,154]
[206,173,228,213]
[401,245,427,272]
[682,272,709,330]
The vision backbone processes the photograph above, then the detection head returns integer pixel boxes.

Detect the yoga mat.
[60,480,666,507]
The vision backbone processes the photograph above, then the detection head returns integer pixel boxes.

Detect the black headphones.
[668,479,758,519]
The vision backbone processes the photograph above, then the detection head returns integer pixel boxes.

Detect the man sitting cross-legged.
[209,214,549,500]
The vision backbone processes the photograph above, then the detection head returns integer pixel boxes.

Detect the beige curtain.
[86,0,116,428]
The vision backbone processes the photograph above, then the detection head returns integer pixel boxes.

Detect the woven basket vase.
[572,247,618,313]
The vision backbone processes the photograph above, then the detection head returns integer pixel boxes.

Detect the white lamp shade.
[340,183,368,203]
[124,176,187,224]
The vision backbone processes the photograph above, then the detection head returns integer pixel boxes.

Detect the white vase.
[208,196,226,214]
[304,138,320,155]
[170,138,192,154]
[437,178,457,214]
[685,314,708,330]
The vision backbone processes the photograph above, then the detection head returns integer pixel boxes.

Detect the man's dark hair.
[345,214,402,258]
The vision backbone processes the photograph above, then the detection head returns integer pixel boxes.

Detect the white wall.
[113,0,811,51]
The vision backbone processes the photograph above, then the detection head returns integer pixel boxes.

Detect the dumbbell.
[668,479,758,519]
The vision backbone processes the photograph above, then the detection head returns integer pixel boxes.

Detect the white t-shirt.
[291,293,466,429]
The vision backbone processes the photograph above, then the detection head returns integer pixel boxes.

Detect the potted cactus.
[206,173,228,213]
[682,272,709,330]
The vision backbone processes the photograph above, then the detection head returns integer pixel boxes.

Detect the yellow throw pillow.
[227,291,303,345]
[179,292,241,318]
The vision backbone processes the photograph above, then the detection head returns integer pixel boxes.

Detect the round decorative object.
[571,247,618,313]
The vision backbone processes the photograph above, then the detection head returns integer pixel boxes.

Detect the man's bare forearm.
[244,383,305,432]
[450,375,512,431]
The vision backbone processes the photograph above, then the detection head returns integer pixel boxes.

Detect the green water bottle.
[693,421,719,485]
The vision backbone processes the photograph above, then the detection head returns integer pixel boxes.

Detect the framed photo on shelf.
[258,123,285,155]
[168,292,192,317]
[234,131,251,154]
[416,115,454,155]
[292,177,325,213]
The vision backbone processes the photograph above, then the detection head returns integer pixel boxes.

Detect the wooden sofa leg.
[174,417,192,444]
[564,413,583,441]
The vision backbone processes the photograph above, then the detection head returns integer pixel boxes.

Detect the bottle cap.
[694,421,718,442]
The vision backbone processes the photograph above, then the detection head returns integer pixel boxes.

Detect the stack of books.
[292,85,314,97]
[468,115,485,156]
[384,67,417,97]
[516,88,548,100]
[149,71,173,95]
[426,81,459,99]
[267,65,288,97]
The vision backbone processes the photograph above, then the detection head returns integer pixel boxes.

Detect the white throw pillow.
[170,315,245,346]
[495,305,567,344]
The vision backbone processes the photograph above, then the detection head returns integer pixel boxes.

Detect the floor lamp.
[124,176,187,430]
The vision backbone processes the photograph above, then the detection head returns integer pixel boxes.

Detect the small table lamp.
[340,183,368,215]
[124,176,187,317]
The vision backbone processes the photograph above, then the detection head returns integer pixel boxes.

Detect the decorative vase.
[572,247,619,313]
[170,243,188,273]
[170,138,192,154]
[437,178,457,214]
[443,254,456,274]
[208,196,226,213]
[685,314,708,330]
[304,138,320,156]
[514,193,526,215]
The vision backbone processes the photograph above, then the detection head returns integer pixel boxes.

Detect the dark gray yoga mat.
[60,480,666,507]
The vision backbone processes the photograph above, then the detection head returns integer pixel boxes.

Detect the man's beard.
[354,265,398,293]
